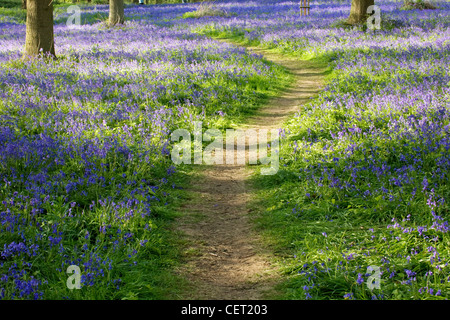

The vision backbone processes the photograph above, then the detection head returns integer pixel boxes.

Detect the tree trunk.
[23,0,55,59]
[22,0,26,10]
[347,0,375,25]
[109,0,124,26]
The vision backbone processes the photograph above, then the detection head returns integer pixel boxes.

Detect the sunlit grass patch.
[182,1,233,19]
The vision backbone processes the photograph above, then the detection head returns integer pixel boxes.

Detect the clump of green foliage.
[182,1,232,19]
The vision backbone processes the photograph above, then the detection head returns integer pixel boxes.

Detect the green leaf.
[135,194,146,202]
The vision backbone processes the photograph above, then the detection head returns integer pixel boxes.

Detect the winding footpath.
[175,42,328,299]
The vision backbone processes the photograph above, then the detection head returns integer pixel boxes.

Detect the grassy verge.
[0,9,293,299]
[105,165,194,300]
[200,4,450,297]
[247,53,450,300]
[0,5,25,23]
[250,164,450,300]
[0,167,193,300]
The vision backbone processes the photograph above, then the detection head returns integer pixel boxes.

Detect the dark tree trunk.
[22,0,26,10]
[109,0,124,26]
[347,0,375,24]
[23,0,55,59]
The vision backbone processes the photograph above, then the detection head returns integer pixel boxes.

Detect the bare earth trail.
[174,43,328,300]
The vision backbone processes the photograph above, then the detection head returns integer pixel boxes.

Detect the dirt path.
[175,43,328,300]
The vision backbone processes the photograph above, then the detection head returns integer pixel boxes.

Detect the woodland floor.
[174,43,328,300]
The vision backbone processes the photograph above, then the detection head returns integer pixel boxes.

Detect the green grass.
[249,168,450,300]
[0,162,195,300]
[244,52,450,300]
[0,1,93,24]
[204,17,450,298]
[182,2,235,19]
[0,13,293,299]
[193,24,323,60]
[0,6,25,23]
[400,0,438,10]
[0,0,21,8]
[104,166,194,300]
[3,0,447,301]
